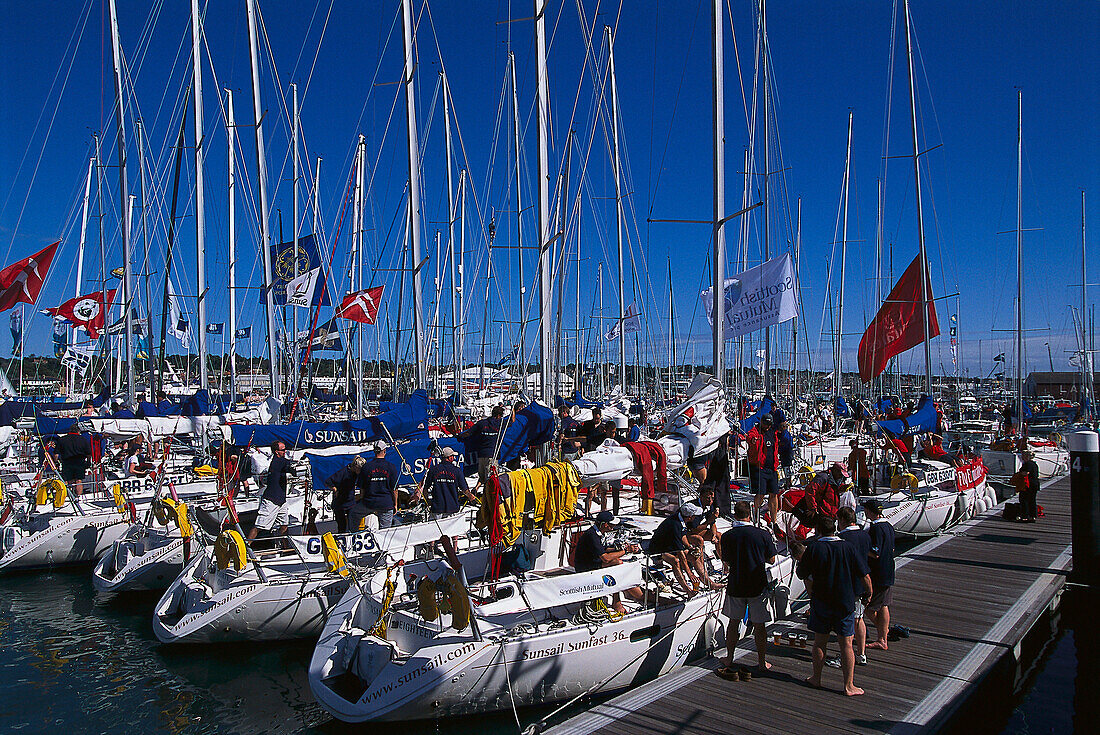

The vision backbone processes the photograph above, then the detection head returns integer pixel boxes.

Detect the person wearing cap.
[863,499,896,651]
[797,514,872,696]
[802,463,849,524]
[574,511,644,614]
[1014,450,1041,523]
[717,500,777,677]
[648,503,721,594]
[412,446,476,519]
[353,443,400,529]
[325,456,366,532]
[748,413,783,522]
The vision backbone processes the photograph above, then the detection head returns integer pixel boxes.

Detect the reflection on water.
[0,571,525,735]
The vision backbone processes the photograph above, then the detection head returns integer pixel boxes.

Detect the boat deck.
[547,475,1072,735]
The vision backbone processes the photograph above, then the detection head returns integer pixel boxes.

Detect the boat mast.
[72,155,94,394]
[190,0,208,391]
[711,0,727,386]
[508,51,527,372]
[1082,191,1093,420]
[534,0,552,405]
[760,0,771,396]
[442,71,461,402]
[354,135,366,414]
[668,257,676,399]
[108,0,135,400]
[1015,89,1024,429]
[606,25,627,394]
[291,83,301,361]
[835,110,853,403]
[136,120,156,393]
[226,89,238,405]
[245,0,280,397]
[458,168,467,393]
[792,196,801,401]
[903,0,933,395]
[400,0,427,388]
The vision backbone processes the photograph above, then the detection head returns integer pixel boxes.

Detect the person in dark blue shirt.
[835,506,872,666]
[864,499,897,651]
[352,443,400,529]
[573,511,642,614]
[325,456,365,532]
[558,405,583,458]
[249,441,298,539]
[461,405,506,489]
[718,501,777,675]
[413,447,474,518]
[796,515,872,696]
[648,504,719,594]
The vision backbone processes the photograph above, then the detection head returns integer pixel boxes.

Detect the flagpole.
[903,0,933,395]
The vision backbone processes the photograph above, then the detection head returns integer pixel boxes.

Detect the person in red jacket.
[746,414,782,522]
[804,463,848,523]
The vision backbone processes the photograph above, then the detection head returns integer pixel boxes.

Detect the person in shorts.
[56,426,92,496]
[864,499,896,650]
[718,501,777,676]
[796,515,872,696]
[249,441,297,539]
[831,506,872,667]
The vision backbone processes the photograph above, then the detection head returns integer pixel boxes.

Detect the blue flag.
[235,327,251,339]
[206,323,224,335]
[267,234,329,307]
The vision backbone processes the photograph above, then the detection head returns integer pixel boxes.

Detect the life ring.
[1049,432,1062,446]
[890,473,918,491]
[214,529,248,571]
[417,577,439,622]
[445,573,471,631]
[320,532,348,578]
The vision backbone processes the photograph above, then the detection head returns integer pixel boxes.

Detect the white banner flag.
[167,281,191,349]
[700,252,798,341]
[604,302,642,341]
[61,341,96,377]
[286,267,321,309]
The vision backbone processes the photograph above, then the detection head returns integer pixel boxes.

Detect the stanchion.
[1067,430,1100,588]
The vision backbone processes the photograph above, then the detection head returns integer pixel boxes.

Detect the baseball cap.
[441,446,457,458]
[680,503,703,517]
[374,441,388,453]
[760,413,774,426]
[863,499,883,514]
[595,510,621,526]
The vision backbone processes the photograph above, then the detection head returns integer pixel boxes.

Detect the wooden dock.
[548,476,1073,735]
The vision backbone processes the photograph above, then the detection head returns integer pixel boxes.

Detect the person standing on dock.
[1014,450,1041,523]
[796,515,872,696]
[248,441,298,539]
[864,499,896,651]
[834,507,871,667]
[717,501,777,678]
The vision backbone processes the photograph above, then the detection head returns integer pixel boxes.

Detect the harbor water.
[1,569,1089,734]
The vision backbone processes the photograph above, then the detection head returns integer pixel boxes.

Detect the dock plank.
[546,476,1072,735]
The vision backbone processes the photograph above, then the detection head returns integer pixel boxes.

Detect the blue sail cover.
[874,395,938,437]
[554,391,601,410]
[228,389,431,449]
[32,413,79,436]
[495,402,555,462]
[303,436,466,491]
[738,395,775,433]
[834,395,851,418]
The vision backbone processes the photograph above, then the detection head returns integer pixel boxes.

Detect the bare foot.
[845,686,865,696]
[756,661,773,671]
[805,676,821,689]
[866,640,888,650]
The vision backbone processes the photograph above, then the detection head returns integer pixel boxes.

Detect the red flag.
[336,285,384,324]
[0,241,60,312]
[857,254,939,383]
[45,289,117,338]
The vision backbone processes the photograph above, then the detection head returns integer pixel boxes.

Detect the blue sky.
[0,0,1096,380]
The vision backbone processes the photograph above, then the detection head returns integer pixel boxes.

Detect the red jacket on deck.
[804,471,840,519]
[745,426,781,471]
